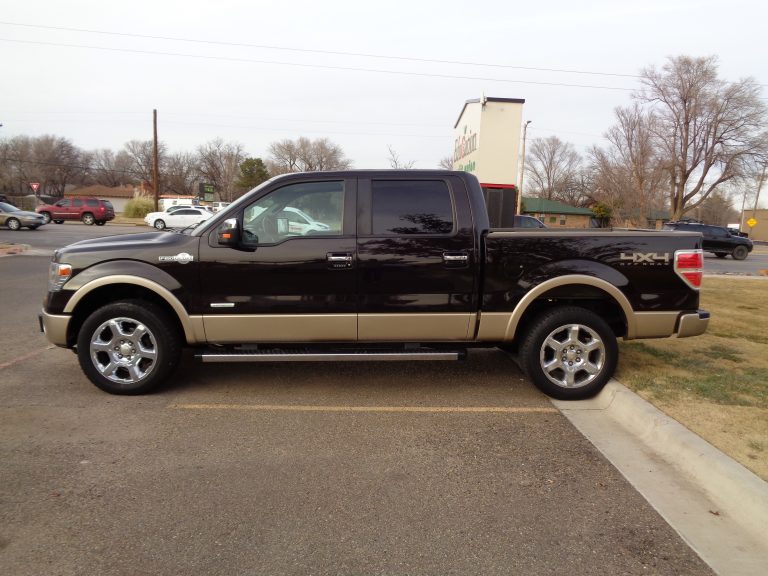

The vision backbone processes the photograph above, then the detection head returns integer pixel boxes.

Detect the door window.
[56,199,70,207]
[73,199,83,208]
[370,180,454,235]
[243,181,344,245]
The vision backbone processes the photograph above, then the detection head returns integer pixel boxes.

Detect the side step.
[196,348,466,363]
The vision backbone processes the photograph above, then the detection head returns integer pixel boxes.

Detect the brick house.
[521,197,595,228]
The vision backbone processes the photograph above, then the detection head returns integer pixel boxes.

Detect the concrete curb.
[0,243,30,256]
[554,380,768,542]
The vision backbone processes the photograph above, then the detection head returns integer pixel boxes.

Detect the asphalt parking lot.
[0,226,716,575]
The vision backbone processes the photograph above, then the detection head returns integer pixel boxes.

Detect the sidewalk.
[553,380,768,576]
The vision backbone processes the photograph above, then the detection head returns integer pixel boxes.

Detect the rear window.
[102,200,114,209]
[371,180,454,235]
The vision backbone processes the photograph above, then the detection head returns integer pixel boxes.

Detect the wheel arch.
[64,276,204,347]
[497,275,635,342]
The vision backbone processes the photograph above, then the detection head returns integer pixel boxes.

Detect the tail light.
[674,250,703,289]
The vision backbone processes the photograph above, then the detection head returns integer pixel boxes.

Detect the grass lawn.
[617,276,768,480]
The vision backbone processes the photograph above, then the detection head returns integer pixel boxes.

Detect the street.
[0,227,714,575]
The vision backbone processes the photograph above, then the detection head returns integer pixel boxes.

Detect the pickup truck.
[39,170,709,399]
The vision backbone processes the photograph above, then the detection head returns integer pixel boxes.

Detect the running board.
[196,348,465,363]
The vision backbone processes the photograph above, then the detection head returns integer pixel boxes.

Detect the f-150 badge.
[158,252,194,264]
[619,252,670,265]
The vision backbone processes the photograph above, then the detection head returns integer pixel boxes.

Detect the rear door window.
[370,180,454,235]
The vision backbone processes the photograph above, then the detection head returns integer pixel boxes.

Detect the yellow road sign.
[747,218,757,228]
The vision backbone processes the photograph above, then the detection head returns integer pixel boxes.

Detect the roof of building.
[454,96,526,128]
[522,196,595,216]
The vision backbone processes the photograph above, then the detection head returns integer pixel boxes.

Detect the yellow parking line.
[172,403,558,414]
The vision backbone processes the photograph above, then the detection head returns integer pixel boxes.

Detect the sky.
[1,0,767,175]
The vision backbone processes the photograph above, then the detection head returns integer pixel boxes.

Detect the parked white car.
[279,207,332,235]
[144,207,213,230]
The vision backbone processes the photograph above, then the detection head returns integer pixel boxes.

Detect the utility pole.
[153,109,160,212]
[518,120,532,215]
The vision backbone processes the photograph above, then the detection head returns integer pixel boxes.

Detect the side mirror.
[216,218,241,246]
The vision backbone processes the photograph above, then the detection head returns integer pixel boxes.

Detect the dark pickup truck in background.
[40,170,709,399]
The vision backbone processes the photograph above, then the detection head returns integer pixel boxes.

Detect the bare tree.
[639,55,768,219]
[387,145,415,169]
[525,136,583,202]
[89,148,137,187]
[267,137,351,175]
[196,138,247,202]
[164,152,199,196]
[589,104,667,225]
[124,140,166,185]
[438,156,454,170]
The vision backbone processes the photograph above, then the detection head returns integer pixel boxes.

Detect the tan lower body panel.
[358,313,474,341]
[203,314,357,344]
[631,312,679,339]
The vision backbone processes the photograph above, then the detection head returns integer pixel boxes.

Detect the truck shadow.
[162,348,547,406]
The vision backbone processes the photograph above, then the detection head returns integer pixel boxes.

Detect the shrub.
[123,197,155,218]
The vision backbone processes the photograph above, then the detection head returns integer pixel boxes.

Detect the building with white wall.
[453,96,525,225]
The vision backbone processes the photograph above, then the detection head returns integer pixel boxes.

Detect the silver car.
[0,202,47,230]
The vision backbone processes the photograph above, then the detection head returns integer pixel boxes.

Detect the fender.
[63,260,183,292]
[477,274,636,341]
[63,265,205,344]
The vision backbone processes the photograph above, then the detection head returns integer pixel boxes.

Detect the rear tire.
[6,218,21,231]
[76,300,182,395]
[82,213,95,225]
[732,245,748,260]
[95,220,106,226]
[54,220,64,224]
[518,306,618,400]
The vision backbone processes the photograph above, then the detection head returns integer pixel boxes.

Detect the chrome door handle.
[327,253,353,269]
[443,253,468,262]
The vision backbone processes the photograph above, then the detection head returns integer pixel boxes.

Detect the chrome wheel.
[7,218,20,230]
[41,212,52,224]
[82,213,95,225]
[89,317,158,384]
[539,323,605,389]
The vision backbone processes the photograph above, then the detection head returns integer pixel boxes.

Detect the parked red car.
[36,198,115,225]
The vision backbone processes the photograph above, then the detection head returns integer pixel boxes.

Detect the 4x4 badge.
[619,252,670,264]
[158,252,194,264]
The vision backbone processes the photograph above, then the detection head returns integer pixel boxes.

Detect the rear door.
[356,175,478,341]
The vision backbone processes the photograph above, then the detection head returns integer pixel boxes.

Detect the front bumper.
[39,310,71,347]
[676,309,710,338]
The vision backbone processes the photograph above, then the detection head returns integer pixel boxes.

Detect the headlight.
[48,262,72,292]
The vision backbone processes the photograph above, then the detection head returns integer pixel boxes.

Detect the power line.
[0,38,636,92]
[0,20,641,80]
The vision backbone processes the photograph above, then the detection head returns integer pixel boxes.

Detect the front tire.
[82,213,95,225]
[732,245,748,260]
[40,212,52,224]
[76,300,182,395]
[153,219,166,230]
[519,306,618,400]
[715,252,727,259]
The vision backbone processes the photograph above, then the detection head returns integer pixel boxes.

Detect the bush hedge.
[123,197,155,218]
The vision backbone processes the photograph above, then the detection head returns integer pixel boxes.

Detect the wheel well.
[67,284,184,347]
[515,284,627,340]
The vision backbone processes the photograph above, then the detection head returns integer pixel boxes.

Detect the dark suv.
[663,221,753,260]
[36,197,115,226]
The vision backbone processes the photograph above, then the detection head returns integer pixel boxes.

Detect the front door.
[199,178,357,343]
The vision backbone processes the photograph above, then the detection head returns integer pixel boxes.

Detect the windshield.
[0,202,19,212]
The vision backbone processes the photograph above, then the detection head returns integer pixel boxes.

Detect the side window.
[86,199,99,207]
[72,199,83,208]
[371,180,453,235]
[57,199,70,207]
[243,181,344,245]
